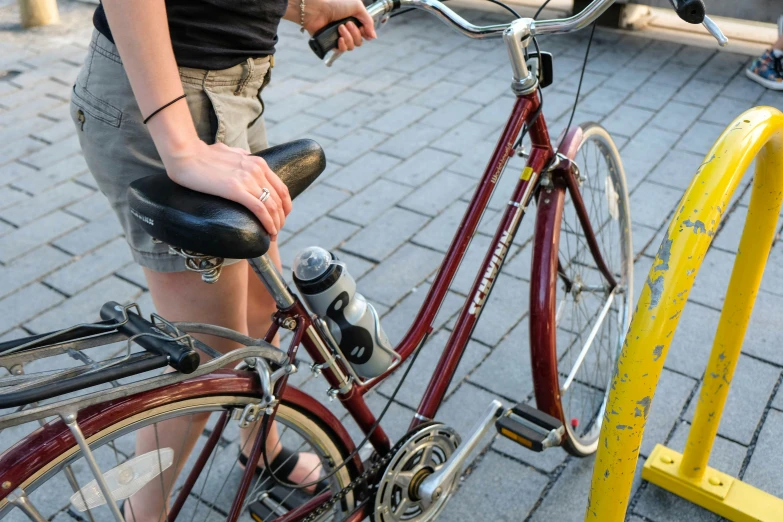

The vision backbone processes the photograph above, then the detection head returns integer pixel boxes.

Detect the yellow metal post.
[18,0,59,28]
[584,107,783,522]
[681,133,783,480]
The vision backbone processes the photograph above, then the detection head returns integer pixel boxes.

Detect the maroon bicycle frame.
[293,90,552,437]
[264,91,556,522]
[269,85,617,521]
[0,92,614,522]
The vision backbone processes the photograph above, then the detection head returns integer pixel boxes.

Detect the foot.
[281,451,323,490]
[746,49,783,91]
[240,447,325,495]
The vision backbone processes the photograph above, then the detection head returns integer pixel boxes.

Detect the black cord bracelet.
[143,94,187,125]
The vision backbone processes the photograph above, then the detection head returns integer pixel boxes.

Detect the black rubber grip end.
[308,16,362,59]
[668,0,705,24]
[100,301,200,374]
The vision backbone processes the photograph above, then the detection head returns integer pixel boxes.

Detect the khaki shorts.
[71,30,272,272]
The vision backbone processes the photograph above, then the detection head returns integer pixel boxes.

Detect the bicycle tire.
[0,372,361,521]
[530,122,633,457]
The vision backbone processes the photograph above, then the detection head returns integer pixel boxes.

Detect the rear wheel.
[0,385,360,521]
[531,123,633,457]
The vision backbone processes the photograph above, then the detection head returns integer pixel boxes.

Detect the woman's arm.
[284,0,377,52]
[101,0,291,238]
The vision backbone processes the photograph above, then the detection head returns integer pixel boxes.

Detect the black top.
[93,0,289,70]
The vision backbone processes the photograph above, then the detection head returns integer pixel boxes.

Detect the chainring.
[371,422,461,522]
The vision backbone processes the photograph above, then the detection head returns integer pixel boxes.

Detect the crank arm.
[417,400,504,508]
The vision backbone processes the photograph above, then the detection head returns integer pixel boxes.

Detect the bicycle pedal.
[495,402,564,452]
[248,488,291,521]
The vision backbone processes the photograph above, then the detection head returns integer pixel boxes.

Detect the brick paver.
[0,1,781,521]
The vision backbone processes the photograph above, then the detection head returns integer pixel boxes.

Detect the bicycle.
[0,0,727,521]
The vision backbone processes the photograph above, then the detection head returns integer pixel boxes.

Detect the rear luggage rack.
[0,301,287,431]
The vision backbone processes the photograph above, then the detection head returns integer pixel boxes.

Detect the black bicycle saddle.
[127,139,326,259]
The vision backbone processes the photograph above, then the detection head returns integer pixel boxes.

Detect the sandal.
[239,448,328,493]
[243,448,329,520]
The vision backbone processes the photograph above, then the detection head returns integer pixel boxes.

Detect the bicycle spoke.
[196,452,233,521]
[153,423,171,522]
[246,443,299,505]
[6,397,354,522]
[561,289,616,393]
[244,424,290,507]
[199,432,255,522]
[191,424,226,522]
[127,499,139,522]
[171,414,195,495]
[64,464,97,522]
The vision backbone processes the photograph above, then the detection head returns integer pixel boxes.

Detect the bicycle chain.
[301,436,410,522]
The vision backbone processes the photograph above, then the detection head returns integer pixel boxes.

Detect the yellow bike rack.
[584,106,783,522]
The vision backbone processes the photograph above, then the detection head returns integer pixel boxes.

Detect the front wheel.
[530,122,633,457]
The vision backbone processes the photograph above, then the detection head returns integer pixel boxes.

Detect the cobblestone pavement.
[1,1,783,521]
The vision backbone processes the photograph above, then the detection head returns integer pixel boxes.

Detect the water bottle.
[292,247,394,379]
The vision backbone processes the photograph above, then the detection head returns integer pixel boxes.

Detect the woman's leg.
[125,262,250,522]
[242,242,324,491]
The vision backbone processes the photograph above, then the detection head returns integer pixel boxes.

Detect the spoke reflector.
[70,448,174,511]
[605,175,620,220]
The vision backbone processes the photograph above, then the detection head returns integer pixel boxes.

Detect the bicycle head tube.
[502,18,537,96]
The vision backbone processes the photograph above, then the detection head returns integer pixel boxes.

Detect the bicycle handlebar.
[309,0,509,63]
[309,0,727,65]
[668,0,727,46]
[309,15,363,59]
[532,0,619,36]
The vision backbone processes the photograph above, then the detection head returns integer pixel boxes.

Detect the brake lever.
[324,49,342,67]
[702,15,728,47]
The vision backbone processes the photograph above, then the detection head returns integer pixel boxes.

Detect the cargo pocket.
[248,64,273,152]
[203,74,269,150]
[202,85,230,145]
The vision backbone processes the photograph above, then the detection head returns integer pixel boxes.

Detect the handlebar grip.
[668,0,705,24]
[100,301,200,374]
[308,16,362,59]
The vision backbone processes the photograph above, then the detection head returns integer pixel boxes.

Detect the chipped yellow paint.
[585,107,783,522]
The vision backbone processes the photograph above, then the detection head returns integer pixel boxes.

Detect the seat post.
[248,255,296,310]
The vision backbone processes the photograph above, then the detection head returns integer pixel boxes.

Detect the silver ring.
[259,188,271,203]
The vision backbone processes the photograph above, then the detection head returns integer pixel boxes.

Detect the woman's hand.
[162,140,292,240]
[300,0,377,52]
